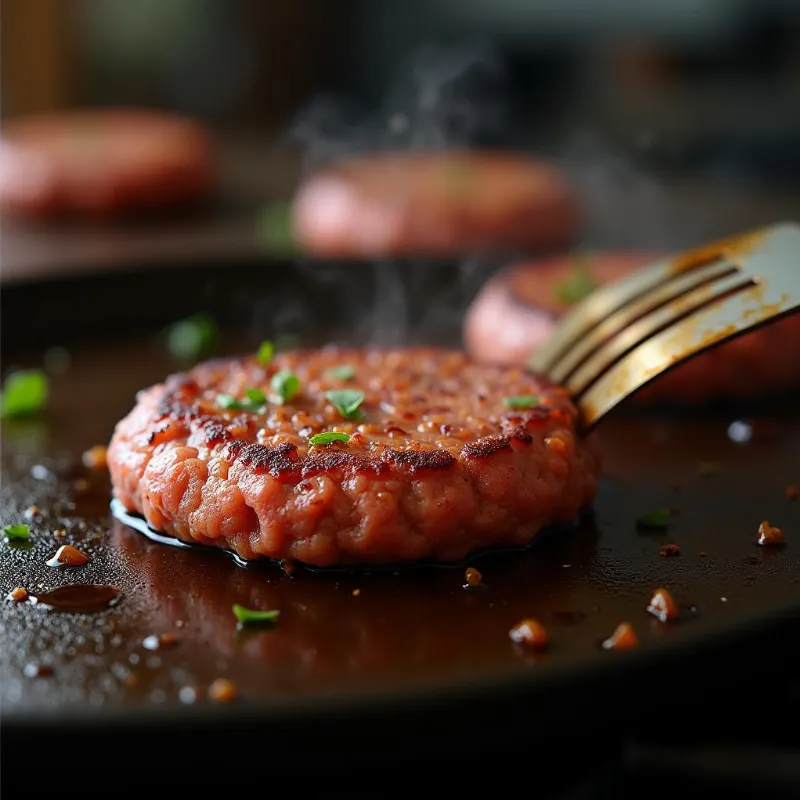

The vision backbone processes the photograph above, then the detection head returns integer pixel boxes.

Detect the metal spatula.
[529,221,800,430]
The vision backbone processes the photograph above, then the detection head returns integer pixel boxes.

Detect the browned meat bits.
[108,347,600,567]
[757,520,785,547]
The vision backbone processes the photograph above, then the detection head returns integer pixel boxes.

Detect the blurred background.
[2,0,800,277]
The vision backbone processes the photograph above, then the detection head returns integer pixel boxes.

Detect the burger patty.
[108,347,600,567]
[464,253,800,404]
[291,150,579,258]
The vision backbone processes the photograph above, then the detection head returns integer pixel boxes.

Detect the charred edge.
[461,435,513,459]
[229,441,299,477]
[381,448,456,473]
[303,449,386,478]
[157,381,201,421]
[146,422,173,445]
[203,421,233,445]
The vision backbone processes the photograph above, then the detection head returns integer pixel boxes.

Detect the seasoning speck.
[602,622,638,651]
[646,588,679,623]
[8,586,28,601]
[53,529,66,539]
[143,632,179,650]
[82,445,108,471]
[209,678,237,703]
[3,524,30,541]
[24,505,40,519]
[46,545,89,567]
[636,508,671,529]
[463,566,484,589]
[24,663,53,678]
[721,597,728,603]
[757,520,785,547]
[352,588,361,596]
[787,485,798,501]
[660,543,681,557]
[509,618,548,649]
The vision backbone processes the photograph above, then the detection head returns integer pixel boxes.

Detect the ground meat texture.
[291,150,579,258]
[464,252,800,404]
[0,109,215,218]
[107,347,600,567]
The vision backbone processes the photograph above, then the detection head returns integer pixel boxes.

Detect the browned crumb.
[72,478,90,492]
[698,551,707,558]
[602,622,638,651]
[122,673,139,688]
[280,559,296,575]
[8,586,28,601]
[646,588,679,623]
[24,663,53,678]
[82,445,108,470]
[143,632,179,650]
[53,529,67,539]
[209,678,238,703]
[463,566,484,588]
[757,520,785,547]
[46,544,89,567]
[660,543,681,557]
[352,588,361,597]
[508,618,548,649]
[787,485,798,501]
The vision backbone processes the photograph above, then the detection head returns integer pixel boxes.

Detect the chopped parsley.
[217,388,267,412]
[3,524,30,541]
[0,369,49,419]
[503,395,540,410]
[256,341,274,366]
[166,313,218,361]
[442,158,474,194]
[232,603,280,626]
[636,508,671,529]
[325,364,356,382]
[271,370,300,403]
[258,200,297,255]
[309,431,350,446]
[325,389,365,420]
[555,255,598,306]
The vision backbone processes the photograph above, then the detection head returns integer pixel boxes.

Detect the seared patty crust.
[108,347,600,567]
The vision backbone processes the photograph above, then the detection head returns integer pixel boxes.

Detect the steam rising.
[290,39,510,171]
[280,40,512,348]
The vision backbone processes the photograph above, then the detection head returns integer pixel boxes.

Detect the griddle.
[2,259,800,786]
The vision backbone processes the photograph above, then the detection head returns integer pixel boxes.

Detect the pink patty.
[465,253,800,404]
[108,347,600,567]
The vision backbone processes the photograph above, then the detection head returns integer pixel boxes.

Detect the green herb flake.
[3,524,31,541]
[271,370,300,403]
[325,389,365,420]
[258,200,298,255]
[217,388,266,412]
[503,395,540,410]
[442,158,474,195]
[0,369,49,419]
[325,365,356,382]
[232,603,280,626]
[166,314,218,362]
[555,255,598,306]
[256,341,274,366]
[636,508,672,529]
[309,431,351,447]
